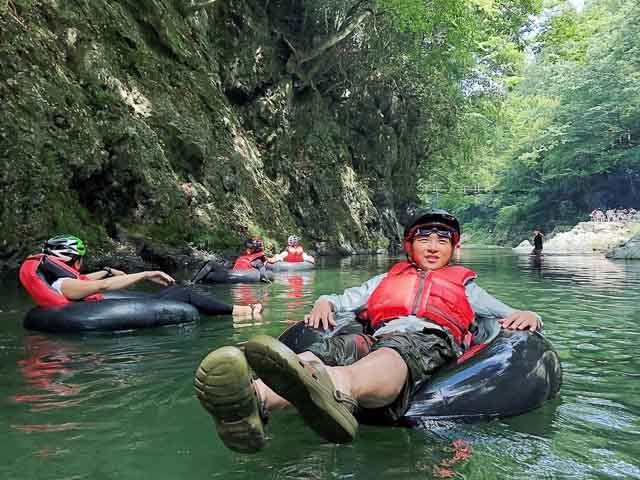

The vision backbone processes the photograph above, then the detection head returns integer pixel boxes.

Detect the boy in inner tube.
[194,210,540,453]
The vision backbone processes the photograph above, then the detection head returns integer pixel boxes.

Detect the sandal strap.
[258,397,269,423]
[334,390,358,413]
[250,374,269,423]
[305,360,359,414]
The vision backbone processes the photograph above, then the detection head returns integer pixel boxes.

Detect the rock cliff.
[0,0,425,269]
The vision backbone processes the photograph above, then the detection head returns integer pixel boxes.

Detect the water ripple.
[1,252,640,479]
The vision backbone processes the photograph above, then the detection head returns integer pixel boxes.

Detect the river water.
[1,249,639,479]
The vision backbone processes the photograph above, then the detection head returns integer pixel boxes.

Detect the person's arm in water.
[58,271,175,300]
[302,252,315,263]
[466,281,541,331]
[267,251,287,263]
[304,273,387,330]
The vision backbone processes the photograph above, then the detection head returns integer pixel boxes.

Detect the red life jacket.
[18,254,104,308]
[366,262,477,344]
[233,251,266,270]
[283,246,304,263]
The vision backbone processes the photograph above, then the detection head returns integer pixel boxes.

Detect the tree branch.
[298,8,374,66]
[185,0,217,14]
[3,0,28,30]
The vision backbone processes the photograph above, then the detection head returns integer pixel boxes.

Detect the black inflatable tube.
[267,261,315,272]
[23,291,199,333]
[200,269,274,284]
[278,321,562,424]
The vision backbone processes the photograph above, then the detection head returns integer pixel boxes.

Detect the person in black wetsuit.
[37,234,262,317]
[531,230,544,256]
[191,239,275,284]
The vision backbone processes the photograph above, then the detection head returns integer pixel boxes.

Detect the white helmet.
[287,235,300,246]
[42,234,87,262]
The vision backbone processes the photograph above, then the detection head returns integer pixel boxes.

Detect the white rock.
[605,233,640,259]
[514,222,638,255]
[513,240,533,251]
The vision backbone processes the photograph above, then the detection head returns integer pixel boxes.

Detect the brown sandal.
[194,346,267,453]
[245,334,358,444]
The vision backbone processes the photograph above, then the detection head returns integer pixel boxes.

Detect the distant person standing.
[532,230,544,256]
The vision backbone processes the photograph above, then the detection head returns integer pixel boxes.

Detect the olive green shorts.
[305,330,457,423]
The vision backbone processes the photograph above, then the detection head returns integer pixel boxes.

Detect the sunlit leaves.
[445,0,640,239]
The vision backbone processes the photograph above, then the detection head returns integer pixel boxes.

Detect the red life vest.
[366,262,477,344]
[283,246,304,263]
[18,254,104,308]
[233,251,266,270]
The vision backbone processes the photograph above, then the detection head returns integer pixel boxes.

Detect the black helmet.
[403,209,461,245]
[42,234,87,261]
[245,238,264,251]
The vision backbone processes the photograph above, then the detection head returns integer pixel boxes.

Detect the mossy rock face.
[1,0,423,270]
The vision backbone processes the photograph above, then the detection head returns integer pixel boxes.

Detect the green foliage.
[296,0,540,178]
[46,192,109,250]
[423,0,640,244]
[495,205,520,231]
[192,228,242,251]
[537,10,590,62]
[143,214,192,247]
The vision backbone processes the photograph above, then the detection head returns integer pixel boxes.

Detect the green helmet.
[42,234,87,260]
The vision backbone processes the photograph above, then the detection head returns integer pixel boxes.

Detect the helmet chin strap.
[51,253,73,263]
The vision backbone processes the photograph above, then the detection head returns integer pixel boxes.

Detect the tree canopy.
[420,0,640,243]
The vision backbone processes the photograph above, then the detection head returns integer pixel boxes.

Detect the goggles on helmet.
[408,223,455,240]
[246,239,264,250]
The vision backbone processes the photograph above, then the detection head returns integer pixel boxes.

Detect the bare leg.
[255,348,407,410]
[324,347,407,408]
[255,351,318,409]
[232,303,263,316]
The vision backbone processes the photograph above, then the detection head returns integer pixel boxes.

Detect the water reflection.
[231,282,273,306]
[516,252,638,287]
[12,336,87,412]
[274,272,316,324]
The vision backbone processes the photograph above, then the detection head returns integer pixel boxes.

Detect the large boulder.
[513,240,533,252]
[513,222,637,255]
[605,233,640,259]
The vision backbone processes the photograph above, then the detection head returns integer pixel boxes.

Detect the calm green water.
[1,250,639,480]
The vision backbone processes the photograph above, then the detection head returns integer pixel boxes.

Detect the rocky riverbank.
[605,233,640,259]
[513,221,640,257]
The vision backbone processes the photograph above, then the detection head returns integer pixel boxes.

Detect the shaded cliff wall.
[0,0,424,268]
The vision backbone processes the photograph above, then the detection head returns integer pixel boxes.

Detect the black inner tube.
[278,319,562,423]
[24,291,199,333]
